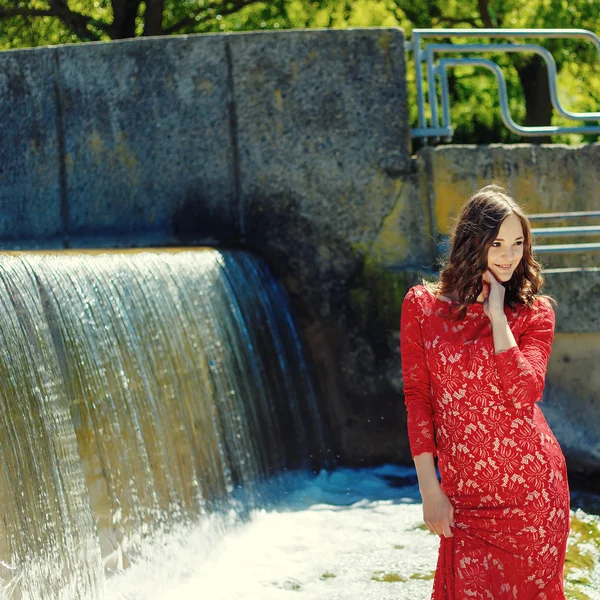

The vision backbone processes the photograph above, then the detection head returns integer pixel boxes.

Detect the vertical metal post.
[412,32,428,143]
[426,47,440,140]
[437,65,451,131]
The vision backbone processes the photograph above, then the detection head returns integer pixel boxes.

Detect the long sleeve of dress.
[400,287,437,459]
[493,296,555,411]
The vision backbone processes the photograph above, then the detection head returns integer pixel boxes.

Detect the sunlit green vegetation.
[1,0,598,144]
[565,509,600,599]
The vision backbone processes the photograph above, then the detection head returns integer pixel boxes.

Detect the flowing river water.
[104,464,600,600]
[0,249,597,599]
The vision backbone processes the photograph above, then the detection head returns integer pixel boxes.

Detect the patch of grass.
[410,571,435,580]
[564,509,600,599]
[320,571,336,580]
[371,570,407,583]
[411,523,434,533]
[565,590,592,600]
[271,578,302,591]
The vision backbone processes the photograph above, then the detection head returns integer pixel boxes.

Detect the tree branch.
[477,0,494,28]
[164,0,262,35]
[0,2,107,41]
[437,17,480,27]
[143,0,164,36]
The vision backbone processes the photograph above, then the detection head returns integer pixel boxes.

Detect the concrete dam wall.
[1,28,599,479]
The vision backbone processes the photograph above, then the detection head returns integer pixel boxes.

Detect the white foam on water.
[105,464,438,599]
[105,464,600,600]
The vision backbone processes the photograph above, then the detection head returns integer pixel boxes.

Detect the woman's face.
[487,212,525,282]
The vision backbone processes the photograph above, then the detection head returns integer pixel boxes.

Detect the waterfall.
[0,249,333,598]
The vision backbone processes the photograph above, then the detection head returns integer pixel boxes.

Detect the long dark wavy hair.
[423,184,556,321]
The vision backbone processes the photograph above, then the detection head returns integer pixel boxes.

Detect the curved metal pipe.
[408,28,600,140]
[413,28,600,60]
[426,43,600,121]
[438,57,600,136]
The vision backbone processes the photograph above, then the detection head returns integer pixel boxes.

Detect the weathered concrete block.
[229,29,414,466]
[543,267,600,332]
[544,331,600,478]
[0,47,63,243]
[421,144,600,230]
[232,28,411,248]
[419,143,600,269]
[57,35,238,244]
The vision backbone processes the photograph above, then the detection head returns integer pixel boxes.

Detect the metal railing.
[529,211,600,254]
[408,28,600,143]
[437,211,600,256]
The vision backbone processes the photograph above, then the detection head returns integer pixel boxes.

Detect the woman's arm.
[401,289,454,538]
[489,309,517,353]
[400,288,437,458]
[414,452,440,494]
[490,298,555,410]
[414,452,455,538]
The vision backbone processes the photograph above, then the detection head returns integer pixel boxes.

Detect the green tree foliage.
[0,0,598,144]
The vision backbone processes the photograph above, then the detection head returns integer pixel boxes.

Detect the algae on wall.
[349,257,410,334]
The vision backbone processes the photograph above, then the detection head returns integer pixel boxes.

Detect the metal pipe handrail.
[528,211,600,220]
[439,57,599,136]
[427,43,600,121]
[531,226,600,236]
[533,242,600,253]
[411,28,600,52]
[408,28,600,142]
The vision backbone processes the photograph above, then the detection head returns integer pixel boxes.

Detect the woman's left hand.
[481,269,505,320]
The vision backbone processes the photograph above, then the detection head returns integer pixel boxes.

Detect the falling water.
[0,249,334,598]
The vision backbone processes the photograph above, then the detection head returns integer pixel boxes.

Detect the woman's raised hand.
[481,269,505,320]
[421,486,455,538]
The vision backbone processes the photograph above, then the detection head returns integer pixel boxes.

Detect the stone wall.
[1,29,599,479]
[0,28,418,470]
[387,145,600,481]
[419,144,600,269]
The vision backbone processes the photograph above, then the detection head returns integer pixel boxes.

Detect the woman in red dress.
[400,184,570,599]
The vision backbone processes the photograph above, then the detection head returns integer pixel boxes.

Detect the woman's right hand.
[421,486,455,538]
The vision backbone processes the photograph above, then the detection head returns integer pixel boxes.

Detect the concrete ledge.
[543,335,600,478]
[0,28,412,248]
[57,35,238,242]
[0,47,63,242]
[396,266,600,333]
[417,143,600,269]
[232,28,411,247]
[543,268,600,332]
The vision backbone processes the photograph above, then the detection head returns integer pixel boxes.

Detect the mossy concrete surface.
[0,48,62,242]
[1,29,599,476]
[420,144,600,269]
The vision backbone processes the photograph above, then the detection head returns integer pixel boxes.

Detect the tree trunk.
[143,0,164,36]
[515,54,553,143]
[111,0,142,39]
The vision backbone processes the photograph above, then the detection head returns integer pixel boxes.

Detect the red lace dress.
[400,284,570,599]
